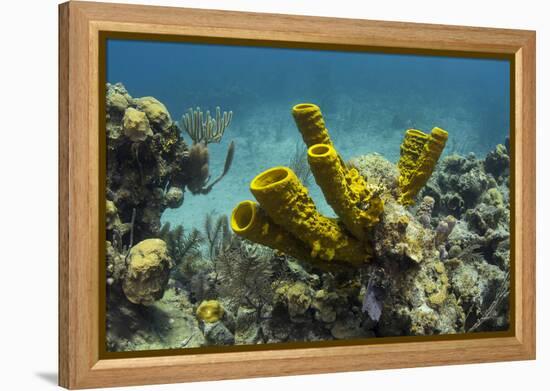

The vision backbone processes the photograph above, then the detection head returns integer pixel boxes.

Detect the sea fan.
[204,212,233,260]
[215,239,274,310]
[159,222,204,265]
[288,141,312,187]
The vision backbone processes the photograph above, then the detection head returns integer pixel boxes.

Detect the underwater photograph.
[104,39,511,353]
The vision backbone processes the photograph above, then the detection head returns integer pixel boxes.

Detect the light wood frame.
[59,1,536,389]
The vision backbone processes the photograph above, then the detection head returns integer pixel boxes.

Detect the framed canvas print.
[58,1,536,389]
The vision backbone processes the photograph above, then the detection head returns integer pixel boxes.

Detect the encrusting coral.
[136,96,173,132]
[348,153,399,194]
[122,107,153,142]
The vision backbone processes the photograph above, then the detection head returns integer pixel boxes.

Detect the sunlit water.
[107,39,510,232]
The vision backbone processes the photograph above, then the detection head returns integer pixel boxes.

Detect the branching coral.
[181,106,233,144]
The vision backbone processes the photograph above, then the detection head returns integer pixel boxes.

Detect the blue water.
[106,39,510,231]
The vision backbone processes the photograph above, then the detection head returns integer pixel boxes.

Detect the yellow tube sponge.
[231,200,314,263]
[250,166,369,265]
[196,300,224,323]
[291,103,333,147]
[307,144,384,240]
[398,127,448,206]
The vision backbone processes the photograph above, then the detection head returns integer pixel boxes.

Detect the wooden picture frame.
[58,1,536,389]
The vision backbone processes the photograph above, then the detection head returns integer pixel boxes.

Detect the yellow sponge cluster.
[249,167,367,264]
[231,103,446,269]
[231,103,383,268]
[398,127,448,206]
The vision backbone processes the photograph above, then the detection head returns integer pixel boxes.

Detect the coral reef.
[105,82,235,242]
[227,104,506,339]
[105,83,236,348]
[106,94,510,352]
[420,143,511,331]
[232,104,444,269]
